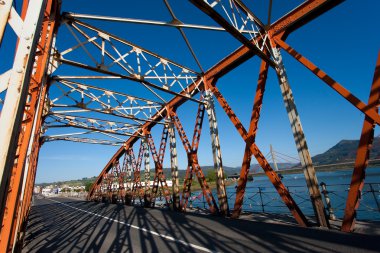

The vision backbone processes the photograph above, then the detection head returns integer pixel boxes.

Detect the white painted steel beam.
[0,0,46,210]
[168,120,180,210]
[0,69,11,93]
[143,137,150,198]
[205,90,228,215]
[271,45,329,227]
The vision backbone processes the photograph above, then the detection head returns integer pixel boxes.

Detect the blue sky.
[1,1,379,183]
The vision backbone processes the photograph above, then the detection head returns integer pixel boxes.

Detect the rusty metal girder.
[341,51,380,232]
[210,82,308,226]
[232,58,269,218]
[270,0,345,39]
[0,0,59,251]
[146,127,172,207]
[90,0,340,180]
[171,103,219,214]
[87,0,346,221]
[274,38,380,125]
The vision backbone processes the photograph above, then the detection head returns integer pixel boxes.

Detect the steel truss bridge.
[0,0,379,251]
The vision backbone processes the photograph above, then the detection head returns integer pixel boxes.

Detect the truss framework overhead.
[0,0,378,252]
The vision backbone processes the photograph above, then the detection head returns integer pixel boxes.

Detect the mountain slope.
[312,136,380,165]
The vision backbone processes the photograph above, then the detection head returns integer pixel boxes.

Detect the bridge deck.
[23,197,379,253]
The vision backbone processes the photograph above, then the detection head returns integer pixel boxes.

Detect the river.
[190,168,380,221]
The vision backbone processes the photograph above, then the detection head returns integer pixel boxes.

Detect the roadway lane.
[23,197,380,253]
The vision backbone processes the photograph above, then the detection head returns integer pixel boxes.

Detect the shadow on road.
[23,198,380,253]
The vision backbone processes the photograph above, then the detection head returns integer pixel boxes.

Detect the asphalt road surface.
[22,197,380,253]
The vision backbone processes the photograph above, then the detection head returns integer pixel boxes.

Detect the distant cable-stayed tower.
[270,144,279,172]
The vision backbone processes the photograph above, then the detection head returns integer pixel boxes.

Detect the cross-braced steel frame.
[0,0,378,252]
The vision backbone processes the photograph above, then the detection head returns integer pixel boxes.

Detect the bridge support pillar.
[168,120,180,211]
[204,88,229,216]
[271,42,329,228]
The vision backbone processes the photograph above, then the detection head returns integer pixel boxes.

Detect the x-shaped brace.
[170,101,219,214]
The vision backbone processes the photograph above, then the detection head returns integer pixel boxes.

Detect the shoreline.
[249,164,380,177]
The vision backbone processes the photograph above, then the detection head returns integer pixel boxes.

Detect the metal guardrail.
[188,183,380,220]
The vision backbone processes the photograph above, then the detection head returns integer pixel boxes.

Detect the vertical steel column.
[341,52,380,232]
[204,87,229,216]
[129,148,138,203]
[271,43,328,227]
[168,119,180,211]
[125,149,133,202]
[142,136,151,207]
[117,150,126,203]
[109,162,119,203]
[0,0,46,230]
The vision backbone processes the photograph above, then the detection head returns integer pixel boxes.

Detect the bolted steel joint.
[187,152,198,165]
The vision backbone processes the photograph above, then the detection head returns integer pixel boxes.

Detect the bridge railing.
[187,183,380,221]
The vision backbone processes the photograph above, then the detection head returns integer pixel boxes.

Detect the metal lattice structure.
[0,0,379,251]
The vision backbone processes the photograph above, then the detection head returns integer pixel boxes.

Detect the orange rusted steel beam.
[250,142,308,227]
[146,127,172,206]
[275,38,380,125]
[247,59,270,141]
[15,92,46,249]
[341,51,380,232]
[205,0,344,79]
[232,59,269,218]
[88,0,343,200]
[232,143,252,218]
[0,0,59,250]
[270,0,344,39]
[17,74,53,245]
[0,0,45,221]
[210,82,308,226]
[171,107,219,214]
